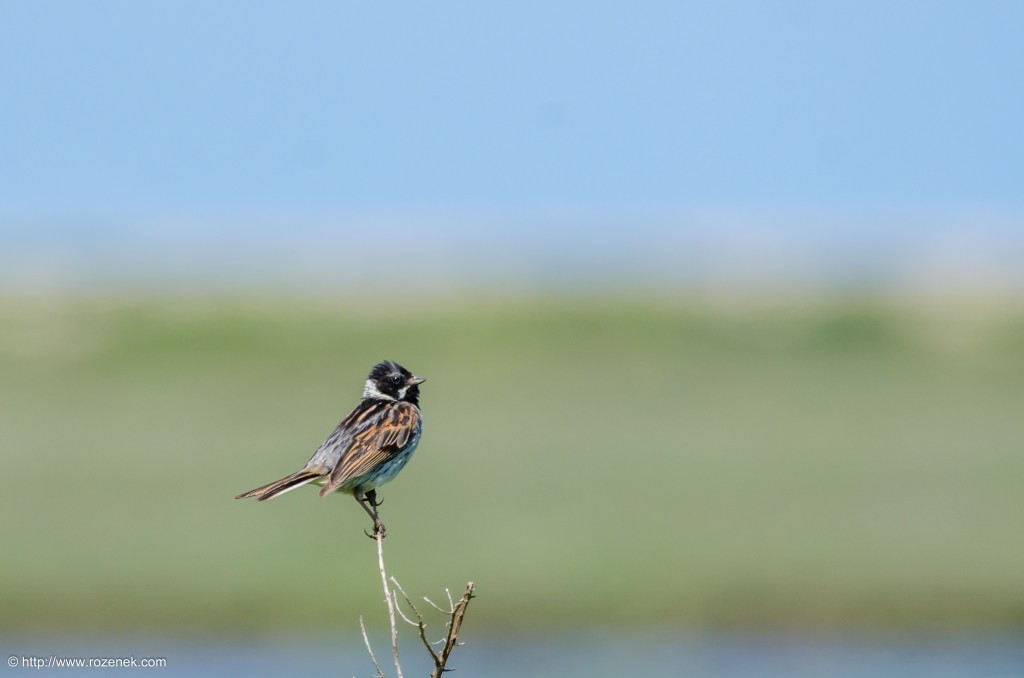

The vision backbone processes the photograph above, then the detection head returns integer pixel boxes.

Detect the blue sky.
[2,2,1022,292]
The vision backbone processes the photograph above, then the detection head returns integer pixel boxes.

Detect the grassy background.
[2,296,1023,634]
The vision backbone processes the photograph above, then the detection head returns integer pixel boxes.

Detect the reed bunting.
[235,360,425,538]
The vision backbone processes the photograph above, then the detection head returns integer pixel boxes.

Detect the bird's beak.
[409,376,426,385]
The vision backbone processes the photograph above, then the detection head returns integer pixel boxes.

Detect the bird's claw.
[363,521,387,539]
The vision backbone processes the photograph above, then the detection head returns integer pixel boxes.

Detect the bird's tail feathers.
[234,470,322,501]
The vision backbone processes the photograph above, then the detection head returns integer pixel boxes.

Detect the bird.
[235,360,425,538]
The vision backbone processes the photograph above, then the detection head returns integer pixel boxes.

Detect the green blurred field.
[2,297,1023,633]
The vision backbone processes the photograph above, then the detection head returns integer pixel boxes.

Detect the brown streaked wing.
[319,401,420,494]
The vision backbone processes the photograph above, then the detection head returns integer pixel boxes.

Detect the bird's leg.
[366,489,386,538]
[355,490,386,539]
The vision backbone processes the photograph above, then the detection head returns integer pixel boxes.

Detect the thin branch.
[359,529,475,676]
[391,577,441,667]
[359,616,385,678]
[422,596,449,614]
[391,592,419,627]
[432,581,476,678]
[374,533,403,678]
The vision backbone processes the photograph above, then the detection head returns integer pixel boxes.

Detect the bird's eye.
[388,375,403,385]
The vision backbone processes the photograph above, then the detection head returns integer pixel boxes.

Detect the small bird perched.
[235,360,425,538]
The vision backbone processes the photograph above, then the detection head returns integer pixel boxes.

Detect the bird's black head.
[364,360,426,404]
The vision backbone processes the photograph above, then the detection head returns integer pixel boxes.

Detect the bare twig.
[422,596,448,614]
[359,533,475,677]
[391,592,418,628]
[390,577,441,666]
[374,533,403,678]
[433,582,475,678]
[359,616,385,678]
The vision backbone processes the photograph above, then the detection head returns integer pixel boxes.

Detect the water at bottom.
[5,630,1023,677]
